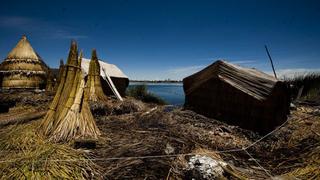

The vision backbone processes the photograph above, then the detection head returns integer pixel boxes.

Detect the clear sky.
[0,0,319,80]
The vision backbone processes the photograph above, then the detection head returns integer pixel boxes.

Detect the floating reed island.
[0,36,319,179]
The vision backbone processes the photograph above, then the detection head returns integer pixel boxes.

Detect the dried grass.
[0,121,101,179]
[92,105,319,179]
[285,72,320,101]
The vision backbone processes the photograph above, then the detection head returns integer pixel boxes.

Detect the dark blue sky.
[0,0,319,80]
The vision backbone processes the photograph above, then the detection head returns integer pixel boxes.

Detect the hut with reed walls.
[183,60,290,134]
[0,35,49,89]
[81,57,129,99]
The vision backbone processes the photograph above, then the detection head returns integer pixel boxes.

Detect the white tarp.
[81,58,127,101]
[81,58,128,79]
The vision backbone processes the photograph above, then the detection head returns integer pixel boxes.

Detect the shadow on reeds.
[127,84,167,105]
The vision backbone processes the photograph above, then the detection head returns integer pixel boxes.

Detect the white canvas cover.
[81,58,128,79]
[81,58,128,101]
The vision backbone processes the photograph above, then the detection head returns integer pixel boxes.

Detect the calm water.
[129,82,185,105]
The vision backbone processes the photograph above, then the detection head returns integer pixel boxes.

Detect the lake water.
[129,82,185,105]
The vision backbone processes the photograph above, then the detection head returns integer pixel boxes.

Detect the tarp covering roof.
[6,35,40,60]
[184,60,279,101]
[81,58,128,79]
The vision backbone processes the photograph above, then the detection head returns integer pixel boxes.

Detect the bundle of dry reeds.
[45,69,54,92]
[40,41,100,142]
[53,59,65,91]
[86,49,108,102]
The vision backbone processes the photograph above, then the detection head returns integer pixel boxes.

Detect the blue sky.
[0,0,319,80]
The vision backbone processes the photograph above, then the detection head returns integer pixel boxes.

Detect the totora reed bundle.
[86,49,108,102]
[40,41,100,142]
[45,69,54,92]
[53,59,65,91]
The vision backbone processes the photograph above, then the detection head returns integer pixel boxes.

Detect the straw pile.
[86,49,108,102]
[40,41,100,142]
[91,104,320,179]
[284,148,320,179]
[0,121,101,179]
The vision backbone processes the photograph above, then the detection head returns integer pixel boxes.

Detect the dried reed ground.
[0,121,101,179]
[93,105,319,179]
[0,90,318,179]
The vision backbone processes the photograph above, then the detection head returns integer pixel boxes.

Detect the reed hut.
[81,57,129,100]
[183,60,290,134]
[0,35,49,89]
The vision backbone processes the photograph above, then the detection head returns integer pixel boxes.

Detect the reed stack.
[86,49,108,102]
[40,41,100,142]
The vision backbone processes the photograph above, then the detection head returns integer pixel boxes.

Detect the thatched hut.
[81,58,129,98]
[0,35,49,89]
[183,60,290,134]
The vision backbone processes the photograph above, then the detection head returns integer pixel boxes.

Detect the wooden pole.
[265,45,277,79]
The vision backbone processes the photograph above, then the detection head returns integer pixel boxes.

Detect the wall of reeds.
[1,73,46,89]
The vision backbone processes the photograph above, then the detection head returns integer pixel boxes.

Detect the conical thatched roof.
[0,35,49,89]
[6,35,39,60]
[0,35,49,72]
